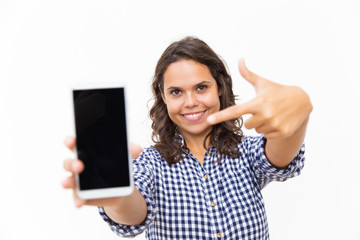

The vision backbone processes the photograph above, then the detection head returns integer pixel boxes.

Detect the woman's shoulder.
[140,146,160,155]
[134,146,166,165]
[241,134,265,143]
[237,134,266,152]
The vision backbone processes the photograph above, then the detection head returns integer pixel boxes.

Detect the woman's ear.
[218,85,222,97]
[159,84,166,104]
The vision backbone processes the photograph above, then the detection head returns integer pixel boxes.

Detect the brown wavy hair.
[150,36,243,165]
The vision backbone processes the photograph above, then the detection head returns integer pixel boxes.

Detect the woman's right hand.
[61,136,143,208]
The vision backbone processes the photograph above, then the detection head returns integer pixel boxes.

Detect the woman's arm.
[102,186,147,225]
[264,116,309,168]
[207,59,313,168]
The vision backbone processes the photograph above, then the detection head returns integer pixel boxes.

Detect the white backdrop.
[1,0,359,239]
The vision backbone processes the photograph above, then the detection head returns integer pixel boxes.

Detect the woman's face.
[161,59,221,141]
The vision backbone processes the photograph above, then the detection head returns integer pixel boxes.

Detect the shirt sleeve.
[98,148,158,237]
[244,135,305,190]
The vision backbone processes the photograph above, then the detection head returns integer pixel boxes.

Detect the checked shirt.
[99,135,305,239]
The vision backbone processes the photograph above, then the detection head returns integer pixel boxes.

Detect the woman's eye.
[198,85,207,91]
[170,90,181,95]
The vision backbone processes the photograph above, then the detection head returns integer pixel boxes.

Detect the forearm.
[265,117,309,169]
[104,186,147,226]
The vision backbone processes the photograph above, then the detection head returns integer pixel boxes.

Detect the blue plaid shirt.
[99,135,305,239]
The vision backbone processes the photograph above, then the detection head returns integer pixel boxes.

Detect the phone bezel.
[71,82,134,199]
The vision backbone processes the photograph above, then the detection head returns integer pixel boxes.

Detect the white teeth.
[185,111,204,119]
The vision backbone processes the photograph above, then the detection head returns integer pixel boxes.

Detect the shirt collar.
[176,133,186,147]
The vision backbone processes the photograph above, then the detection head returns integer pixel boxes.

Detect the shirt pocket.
[219,167,260,214]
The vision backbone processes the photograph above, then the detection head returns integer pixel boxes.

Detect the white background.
[1,0,359,239]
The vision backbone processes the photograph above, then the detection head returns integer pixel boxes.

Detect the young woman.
[63,37,312,239]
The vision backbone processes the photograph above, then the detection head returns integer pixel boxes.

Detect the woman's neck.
[180,131,211,164]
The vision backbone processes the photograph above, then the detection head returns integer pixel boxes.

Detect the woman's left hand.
[207,59,313,139]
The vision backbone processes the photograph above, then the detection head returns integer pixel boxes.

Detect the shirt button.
[217,232,222,237]
[204,174,208,179]
[208,151,211,154]
[211,202,215,207]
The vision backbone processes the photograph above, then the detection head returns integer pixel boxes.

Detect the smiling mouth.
[182,110,207,120]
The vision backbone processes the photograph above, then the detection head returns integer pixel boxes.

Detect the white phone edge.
[71,82,134,200]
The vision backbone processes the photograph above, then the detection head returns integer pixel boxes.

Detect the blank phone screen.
[73,87,130,190]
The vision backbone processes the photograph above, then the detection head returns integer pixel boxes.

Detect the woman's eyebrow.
[196,80,212,85]
[166,80,212,91]
[166,86,181,91]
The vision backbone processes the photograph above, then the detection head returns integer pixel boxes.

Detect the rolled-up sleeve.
[98,149,158,237]
[244,135,305,189]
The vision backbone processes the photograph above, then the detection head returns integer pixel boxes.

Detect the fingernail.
[72,162,79,172]
[207,115,216,124]
[64,137,72,146]
[75,200,83,208]
[61,179,67,188]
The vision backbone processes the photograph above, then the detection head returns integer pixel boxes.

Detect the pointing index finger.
[207,101,256,125]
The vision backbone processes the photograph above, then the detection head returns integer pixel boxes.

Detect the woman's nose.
[184,92,198,108]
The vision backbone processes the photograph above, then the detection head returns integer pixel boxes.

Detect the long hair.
[150,36,243,165]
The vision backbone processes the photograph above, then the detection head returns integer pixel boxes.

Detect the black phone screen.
[73,87,130,190]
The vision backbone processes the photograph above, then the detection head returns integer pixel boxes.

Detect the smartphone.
[72,84,133,199]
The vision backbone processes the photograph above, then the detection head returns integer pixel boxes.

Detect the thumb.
[238,59,262,88]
